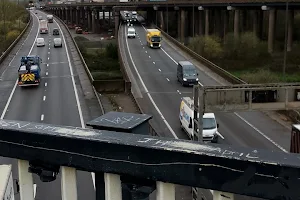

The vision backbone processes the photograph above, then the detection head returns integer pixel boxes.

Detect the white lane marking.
[149,55,151,58]
[43,96,46,101]
[47,57,49,60]
[49,47,50,50]
[176,90,181,95]
[1,13,40,120]
[48,52,50,54]
[153,61,155,64]
[142,46,145,49]
[54,18,91,187]
[166,78,170,82]
[41,114,44,121]
[47,64,49,67]
[216,131,225,139]
[125,25,178,139]
[46,72,48,76]
[34,184,37,198]
[158,69,161,72]
[234,113,287,152]
[145,51,147,53]
[45,82,47,87]
[142,26,286,152]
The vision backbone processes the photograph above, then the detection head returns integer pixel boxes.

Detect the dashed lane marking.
[45,82,47,87]
[41,114,44,121]
[43,96,46,101]
[166,78,170,81]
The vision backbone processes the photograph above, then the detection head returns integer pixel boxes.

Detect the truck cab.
[146,29,162,48]
[179,97,219,142]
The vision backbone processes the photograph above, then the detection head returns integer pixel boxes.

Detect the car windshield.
[151,36,161,42]
[37,39,43,42]
[183,68,197,77]
[203,118,217,130]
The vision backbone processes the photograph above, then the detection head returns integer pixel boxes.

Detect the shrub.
[188,35,223,59]
[6,30,20,43]
[105,43,118,59]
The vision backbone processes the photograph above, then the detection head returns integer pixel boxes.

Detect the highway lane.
[122,23,291,200]
[0,10,95,200]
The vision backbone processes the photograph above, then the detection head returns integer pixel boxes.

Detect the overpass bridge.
[1,5,300,200]
[45,0,300,53]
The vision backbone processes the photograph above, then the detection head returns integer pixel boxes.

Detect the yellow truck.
[146,29,162,48]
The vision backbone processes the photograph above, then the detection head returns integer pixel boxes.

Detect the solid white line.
[234,113,287,152]
[34,184,37,198]
[45,82,47,87]
[41,114,44,121]
[125,26,178,138]
[43,96,46,101]
[166,78,170,82]
[54,18,91,187]
[0,13,40,120]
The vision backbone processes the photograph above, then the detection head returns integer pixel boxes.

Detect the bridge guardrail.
[153,25,300,123]
[0,12,32,66]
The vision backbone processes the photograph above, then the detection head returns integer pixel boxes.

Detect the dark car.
[53,28,59,35]
[177,61,199,86]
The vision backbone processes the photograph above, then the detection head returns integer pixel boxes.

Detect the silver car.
[53,38,62,48]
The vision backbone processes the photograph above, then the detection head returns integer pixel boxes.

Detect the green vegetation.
[0,0,29,53]
[74,36,122,80]
[188,31,300,83]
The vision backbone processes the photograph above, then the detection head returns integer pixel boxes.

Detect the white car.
[127,27,136,38]
[36,38,45,47]
[53,38,62,48]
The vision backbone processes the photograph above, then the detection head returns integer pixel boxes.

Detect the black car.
[53,28,59,35]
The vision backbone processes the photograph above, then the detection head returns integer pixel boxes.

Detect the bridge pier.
[18,160,34,200]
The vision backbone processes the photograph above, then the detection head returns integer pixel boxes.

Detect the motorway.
[120,20,292,200]
[0,10,96,200]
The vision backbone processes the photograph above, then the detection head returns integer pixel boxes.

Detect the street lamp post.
[283,1,289,78]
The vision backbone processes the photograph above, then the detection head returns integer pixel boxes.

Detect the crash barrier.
[0,12,32,66]
[153,24,300,123]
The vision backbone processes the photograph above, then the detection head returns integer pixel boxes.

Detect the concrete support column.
[92,10,96,33]
[18,160,34,200]
[70,8,73,24]
[88,10,91,31]
[75,9,79,25]
[61,167,77,200]
[177,10,180,39]
[159,11,164,30]
[157,182,175,200]
[180,9,185,42]
[223,10,229,41]
[287,9,294,52]
[198,11,203,35]
[114,10,119,38]
[205,9,209,36]
[234,9,239,39]
[104,173,122,200]
[215,9,221,37]
[268,9,276,53]
[253,10,258,36]
[213,191,234,200]
[108,11,111,28]
[65,9,68,24]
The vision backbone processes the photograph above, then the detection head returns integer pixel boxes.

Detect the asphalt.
[0,10,97,200]
[121,22,292,200]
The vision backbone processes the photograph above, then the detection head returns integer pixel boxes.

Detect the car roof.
[128,27,135,30]
[203,113,216,118]
[53,28,58,30]
[178,61,194,66]
[54,38,61,40]
[37,38,44,40]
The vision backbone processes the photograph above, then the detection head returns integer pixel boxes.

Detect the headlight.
[196,78,199,81]
[150,44,153,47]
[183,78,187,81]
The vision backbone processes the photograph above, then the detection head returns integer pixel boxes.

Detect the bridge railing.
[0,118,299,200]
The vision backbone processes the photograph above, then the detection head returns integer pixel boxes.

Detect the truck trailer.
[0,165,15,200]
[39,20,48,34]
[46,15,53,23]
[146,29,162,48]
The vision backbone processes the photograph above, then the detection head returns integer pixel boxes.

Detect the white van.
[127,27,136,38]
[36,38,45,47]
[179,97,219,142]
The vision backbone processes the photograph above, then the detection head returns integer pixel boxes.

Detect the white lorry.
[179,97,219,143]
[0,165,15,200]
